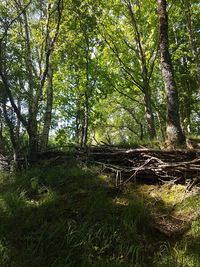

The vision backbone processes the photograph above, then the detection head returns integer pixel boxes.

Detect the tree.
[53,0,102,148]
[157,0,185,147]
[1,0,200,156]
[99,0,158,140]
[0,0,63,159]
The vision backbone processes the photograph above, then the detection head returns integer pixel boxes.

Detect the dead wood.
[21,146,200,186]
[84,147,200,186]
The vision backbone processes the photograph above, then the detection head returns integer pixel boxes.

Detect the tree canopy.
[0,0,200,159]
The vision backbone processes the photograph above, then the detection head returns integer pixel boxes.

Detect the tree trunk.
[81,92,89,148]
[157,0,185,147]
[0,109,5,152]
[143,86,156,139]
[2,99,18,161]
[156,110,165,140]
[21,2,35,115]
[21,4,39,160]
[16,97,21,143]
[127,1,156,139]
[75,110,81,145]
[28,116,38,160]
[81,41,90,149]
[40,64,53,152]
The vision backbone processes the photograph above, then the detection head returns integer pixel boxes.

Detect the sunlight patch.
[114,197,129,206]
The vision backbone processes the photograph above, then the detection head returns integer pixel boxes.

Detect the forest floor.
[0,156,199,266]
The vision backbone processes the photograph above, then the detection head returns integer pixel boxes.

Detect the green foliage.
[0,0,200,149]
[1,0,200,265]
[0,239,10,267]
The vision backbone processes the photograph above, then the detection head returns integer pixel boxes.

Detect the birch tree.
[157,0,185,147]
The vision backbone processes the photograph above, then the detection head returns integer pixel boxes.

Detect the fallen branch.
[85,147,200,185]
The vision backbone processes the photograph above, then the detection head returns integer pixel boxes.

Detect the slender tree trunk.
[156,111,165,140]
[2,98,18,161]
[40,64,53,152]
[185,96,192,133]
[21,4,39,159]
[157,0,185,147]
[127,1,156,139]
[81,41,90,148]
[0,109,6,153]
[28,117,38,160]
[16,97,21,142]
[143,86,156,139]
[81,92,89,148]
[21,2,35,116]
[75,110,81,144]
[182,59,192,134]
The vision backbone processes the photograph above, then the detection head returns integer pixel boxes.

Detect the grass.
[0,161,199,266]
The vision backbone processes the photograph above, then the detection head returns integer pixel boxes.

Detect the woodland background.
[0,0,199,160]
[0,1,200,267]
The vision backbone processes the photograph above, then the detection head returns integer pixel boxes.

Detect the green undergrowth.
[0,162,199,267]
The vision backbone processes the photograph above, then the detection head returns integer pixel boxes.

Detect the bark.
[28,119,38,160]
[143,87,156,139]
[16,97,21,142]
[74,107,81,145]
[2,98,18,161]
[81,37,90,148]
[157,0,185,147]
[81,92,89,148]
[40,63,53,152]
[0,109,6,153]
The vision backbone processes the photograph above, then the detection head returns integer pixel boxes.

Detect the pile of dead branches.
[82,147,200,186]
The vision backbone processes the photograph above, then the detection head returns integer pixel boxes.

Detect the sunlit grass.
[0,161,199,266]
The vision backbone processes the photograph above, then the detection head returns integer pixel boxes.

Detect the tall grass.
[0,162,199,266]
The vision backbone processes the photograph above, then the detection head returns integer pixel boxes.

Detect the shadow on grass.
[0,161,199,267]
